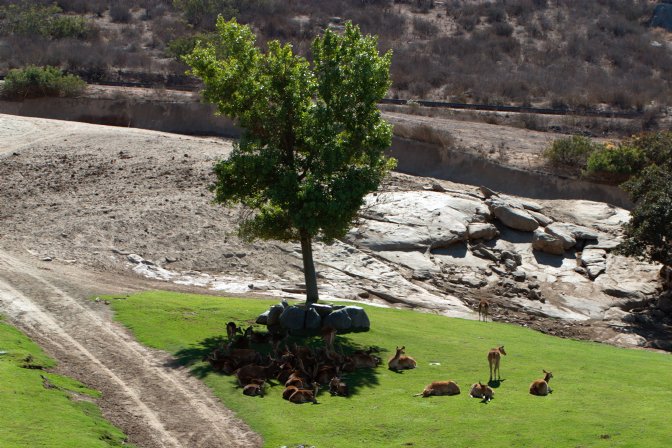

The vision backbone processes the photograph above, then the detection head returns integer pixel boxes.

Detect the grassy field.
[108,291,672,448]
[0,317,130,448]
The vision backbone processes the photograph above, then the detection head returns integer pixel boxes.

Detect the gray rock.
[527,210,553,227]
[279,306,306,330]
[546,222,599,250]
[520,199,543,213]
[490,201,539,232]
[127,254,144,264]
[344,306,370,331]
[304,307,322,330]
[309,303,334,318]
[323,308,353,331]
[513,269,527,282]
[479,185,497,198]
[468,223,499,241]
[504,259,517,271]
[580,248,607,280]
[501,250,522,266]
[532,230,565,255]
[267,304,285,326]
[657,293,672,314]
[255,310,269,325]
[472,244,499,262]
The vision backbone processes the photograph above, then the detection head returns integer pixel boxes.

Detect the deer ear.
[401,346,405,350]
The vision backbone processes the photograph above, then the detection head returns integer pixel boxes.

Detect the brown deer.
[321,326,337,353]
[388,346,417,371]
[469,382,494,402]
[329,376,349,397]
[529,370,553,396]
[235,361,280,387]
[226,321,238,340]
[288,384,320,404]
[478,299,490,322]
[488,346,506,381]
[414,381,460,397]
[242,379,265,397]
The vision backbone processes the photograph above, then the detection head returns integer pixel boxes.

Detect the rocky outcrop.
[487,197,539,232]
[467,223,499,241]
[580,248,607,280]
[532,230,565,255]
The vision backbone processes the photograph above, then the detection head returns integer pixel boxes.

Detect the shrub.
[543,135,602,168]
[2,65,86,99]
[109,4,132,23]
[585,143,645,183]
[0,2,92,39]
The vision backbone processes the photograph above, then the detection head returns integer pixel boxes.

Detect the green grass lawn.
[0,317,130,448]
[108,291,672,448]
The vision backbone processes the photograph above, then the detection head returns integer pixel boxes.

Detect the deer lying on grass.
[414,381,460,397]
[226,321,239,340]
[478,299,490,322]
[388,346,417,371]
[469,382,494,402]
[288,384,320,404]
[488,346,506,381]
[242,379,265,397]
[235,361,279,387]
[529,370,553,396]
[344,348,381,371]
[329,376,349,397]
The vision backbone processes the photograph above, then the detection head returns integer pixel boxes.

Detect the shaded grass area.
[0,317,131,448]
[108,291,672,448]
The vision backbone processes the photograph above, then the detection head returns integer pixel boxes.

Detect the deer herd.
[206,321,554,405]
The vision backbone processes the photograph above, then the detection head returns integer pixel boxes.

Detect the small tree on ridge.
[184,18,395,304]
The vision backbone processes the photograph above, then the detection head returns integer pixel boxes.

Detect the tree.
[619,165,672,286]
[184,18,395,304]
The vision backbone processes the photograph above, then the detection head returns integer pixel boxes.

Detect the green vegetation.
[619,165,672,269]
[0,2,91,39]
[2,65,86,99]
[585,143,645,183]
[0,317,130,448]
[108,290,672,448]
[184,19,394,304]
[543,135,604,169]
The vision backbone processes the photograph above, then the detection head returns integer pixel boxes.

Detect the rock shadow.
[532,250,566,268]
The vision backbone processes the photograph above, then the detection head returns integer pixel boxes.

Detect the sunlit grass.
[109,291,672,448]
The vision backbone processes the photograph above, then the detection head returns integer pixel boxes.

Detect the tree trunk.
[299,229,319,304]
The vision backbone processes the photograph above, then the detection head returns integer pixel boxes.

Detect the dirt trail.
[0,249,262,448]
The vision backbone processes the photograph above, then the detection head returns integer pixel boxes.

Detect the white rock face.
[486,197,540,232]
[347,191,489,251]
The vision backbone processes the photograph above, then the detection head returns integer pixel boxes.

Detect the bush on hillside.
[543,135,603,169]
[0,2,92,39]
[585,143,645,183]
[2,65,86,99]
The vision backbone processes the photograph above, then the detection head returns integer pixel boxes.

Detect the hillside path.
[0,249,262,448]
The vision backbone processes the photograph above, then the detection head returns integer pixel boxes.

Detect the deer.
[488,345,506,381]
[288,384,320,404]
[329,376,349,397]
[344,348,381,371]
[388,346,417,372]
[469,382,494,402]
[242,379,265,397]
[414,381,460,397]
[321,326,337,354]
[226,321,239,340]
[529,370,553,396]
[478,299,490,322]
[235,360,280,387]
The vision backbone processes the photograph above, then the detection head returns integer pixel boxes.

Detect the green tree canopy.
[184,18,395,304]
[619,165,672,271]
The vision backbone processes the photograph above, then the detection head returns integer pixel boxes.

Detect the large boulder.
[580,248,607,280]
[487,197,539,232]
[467,223,499,241]
[532,229,565,255]
[278,306,307,331]
[344,306,370,332]
[322,308,353,331]
[546,222,599,250]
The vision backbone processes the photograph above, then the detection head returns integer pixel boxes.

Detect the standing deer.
[388,346,417,372]
[469,382,494,402]
[478,299,490,322]
[414,381,460,397]
[529,370,553,396]
[488,345,506,381]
